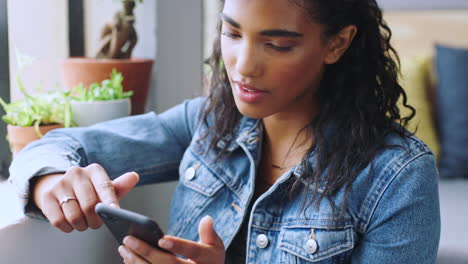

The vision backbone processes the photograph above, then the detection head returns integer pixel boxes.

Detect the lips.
[234,82,264,93]
[241,86,257,92]
[233,81,268,104]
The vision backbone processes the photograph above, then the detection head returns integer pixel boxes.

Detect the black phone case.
[95,203,165,249]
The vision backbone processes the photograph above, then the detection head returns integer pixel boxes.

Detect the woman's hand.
[33,163,139,233]
[119,215,225,264]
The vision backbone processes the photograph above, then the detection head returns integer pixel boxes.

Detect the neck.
[263,101,317,145]
[261,101,318,167]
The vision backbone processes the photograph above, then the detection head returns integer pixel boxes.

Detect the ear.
[324,25,358,65]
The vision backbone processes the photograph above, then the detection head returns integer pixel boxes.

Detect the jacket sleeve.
[351,153,441,263]
[8,97,207,217]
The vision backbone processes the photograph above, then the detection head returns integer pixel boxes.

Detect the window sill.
[0,180,26,230]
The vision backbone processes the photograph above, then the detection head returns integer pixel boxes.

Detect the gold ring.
[59,196,77,206]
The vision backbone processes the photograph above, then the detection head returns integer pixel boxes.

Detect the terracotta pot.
[7,124,63,156]
[71,98,131,127]
[61,57,154,115]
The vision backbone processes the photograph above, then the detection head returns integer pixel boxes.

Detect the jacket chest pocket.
[180,160,224,196]
[278,224,354,263]
[169,151,226,237]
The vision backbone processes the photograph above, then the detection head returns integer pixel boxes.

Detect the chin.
[234,98,270,119]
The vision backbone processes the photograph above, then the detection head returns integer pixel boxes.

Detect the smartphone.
[95,203,167,251]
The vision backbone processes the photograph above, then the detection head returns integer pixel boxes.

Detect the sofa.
[399,45,468,262]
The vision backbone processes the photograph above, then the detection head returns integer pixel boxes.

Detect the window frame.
[68,0,85,57]
[0,0,11,179]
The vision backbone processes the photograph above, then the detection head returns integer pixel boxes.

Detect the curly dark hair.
[202,0,415,218]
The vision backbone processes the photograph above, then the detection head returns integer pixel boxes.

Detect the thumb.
[198,215,223,247]
[112,171,139,199]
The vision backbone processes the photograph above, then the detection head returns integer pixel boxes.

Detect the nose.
[235,42,263,78]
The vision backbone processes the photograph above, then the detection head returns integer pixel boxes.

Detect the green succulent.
[68,69,134,101]
[0,72,74,137]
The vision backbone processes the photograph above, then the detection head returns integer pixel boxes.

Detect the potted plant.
[68,69,133,127]
[0,68,73,155]
[61,0,153,115]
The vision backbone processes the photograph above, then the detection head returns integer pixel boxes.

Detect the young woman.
[9,0,440,263]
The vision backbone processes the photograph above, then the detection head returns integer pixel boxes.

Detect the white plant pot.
[71,98,131,127]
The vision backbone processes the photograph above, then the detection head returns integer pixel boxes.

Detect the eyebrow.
[221,14,241,29]
[259,30,303,38]
[221,13,303,38]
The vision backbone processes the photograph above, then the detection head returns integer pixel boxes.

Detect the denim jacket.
[9,97,440,263]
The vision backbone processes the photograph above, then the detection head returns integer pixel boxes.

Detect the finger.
[123,236,192,264]
[158,235,211,262]
[41,192,73,233]
[157,217,224,262]
[118,245,150,264]
[59,192,88,231]
[86,164,119,207]
[74,178,102,229]
[198,215,223,246]
[112,172,139,199]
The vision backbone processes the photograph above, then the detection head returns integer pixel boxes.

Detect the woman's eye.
[267,43,293,52]
[221,32,240,39]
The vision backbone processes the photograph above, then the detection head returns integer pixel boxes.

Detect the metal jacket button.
[184,167,196,181]
[305,239,318,254]
[256,234,269,248]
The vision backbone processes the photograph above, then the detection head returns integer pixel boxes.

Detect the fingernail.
[123,236,136,248]
[118,245,127,256]
[202,215,213,223]
[110,203,119,208]
[158,239,173,249]
[126,171,139,180]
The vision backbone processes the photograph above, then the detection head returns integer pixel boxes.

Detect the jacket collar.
[212,115,329,192]
[216,116,262,152]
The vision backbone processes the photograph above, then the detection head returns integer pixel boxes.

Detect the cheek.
[221,40,235,75]
[268,57,323,88]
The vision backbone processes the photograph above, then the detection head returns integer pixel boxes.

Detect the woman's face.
[221,0,330,120]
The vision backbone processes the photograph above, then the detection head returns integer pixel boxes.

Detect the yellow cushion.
[399,56,440,160]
